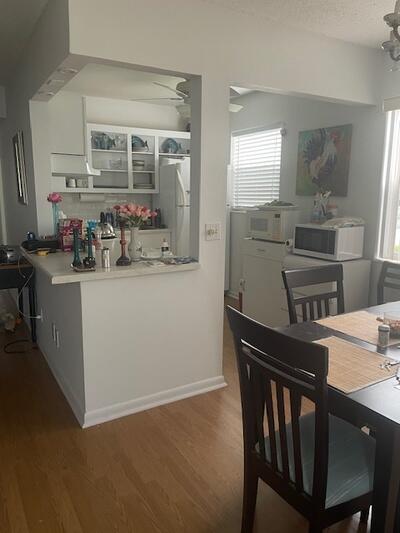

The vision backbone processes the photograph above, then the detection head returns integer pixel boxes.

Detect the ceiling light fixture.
[382,1,400,67]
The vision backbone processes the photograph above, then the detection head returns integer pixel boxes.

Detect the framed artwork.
[296,124,352,196]
[12,131,28,205]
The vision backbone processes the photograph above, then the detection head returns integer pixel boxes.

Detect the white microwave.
[293,224,364,261]
[248,207,299,242]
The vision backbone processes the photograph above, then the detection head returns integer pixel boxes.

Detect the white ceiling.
[63,63,187,104]
[200,0,394,48]
[0,0,49,84]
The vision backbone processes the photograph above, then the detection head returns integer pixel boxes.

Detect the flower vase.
[128,226,142,262]
[116,222,132,266]
[52,203,60,236]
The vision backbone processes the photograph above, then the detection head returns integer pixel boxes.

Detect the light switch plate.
[205,223,221,241]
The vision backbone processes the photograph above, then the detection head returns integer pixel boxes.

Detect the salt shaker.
[378,324,390,347]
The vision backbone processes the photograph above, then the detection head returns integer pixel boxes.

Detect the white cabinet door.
[243,254,288,327]
[49,92,85,155]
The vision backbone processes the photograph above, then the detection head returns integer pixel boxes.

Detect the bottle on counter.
[161,238,170,257]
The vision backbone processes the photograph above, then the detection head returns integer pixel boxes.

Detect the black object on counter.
[21,238,59,252]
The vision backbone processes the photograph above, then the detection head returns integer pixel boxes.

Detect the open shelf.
[92,149,126,153]
[96,168,128,173]
[159,153,190,157]
[83,123,191,194]
[132,170,155,174]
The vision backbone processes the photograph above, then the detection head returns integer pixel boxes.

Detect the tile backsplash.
[60,193,153,221]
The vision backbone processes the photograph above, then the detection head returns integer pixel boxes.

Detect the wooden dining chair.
[282,264,345,324]
[377,261,400,305]
[226,305,374,533]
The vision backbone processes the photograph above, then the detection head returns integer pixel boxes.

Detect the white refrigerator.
[158,157,191,256]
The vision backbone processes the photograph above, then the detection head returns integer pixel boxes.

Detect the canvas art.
[296,124,352,196]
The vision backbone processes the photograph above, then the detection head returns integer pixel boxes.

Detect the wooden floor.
[0,302,370,532]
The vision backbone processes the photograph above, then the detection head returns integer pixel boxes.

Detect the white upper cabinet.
[48,92,86,156]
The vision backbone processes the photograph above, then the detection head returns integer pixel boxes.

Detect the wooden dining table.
[278,301,400,533]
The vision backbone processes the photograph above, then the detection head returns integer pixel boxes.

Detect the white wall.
[0,0,69,243]
[228,91,386,295]
[85,95,186,131]
[62,0,383,414]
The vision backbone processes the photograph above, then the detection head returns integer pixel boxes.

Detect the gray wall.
[228,91,386,295]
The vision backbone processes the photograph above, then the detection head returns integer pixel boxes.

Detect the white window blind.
[232,127,282,208]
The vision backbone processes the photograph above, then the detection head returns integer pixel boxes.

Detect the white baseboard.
[40,346,85,426]
[83,375,227,428]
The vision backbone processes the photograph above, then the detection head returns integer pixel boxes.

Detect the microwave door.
[294,227,336,258]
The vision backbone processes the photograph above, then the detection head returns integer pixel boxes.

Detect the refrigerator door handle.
[176,169,187,207]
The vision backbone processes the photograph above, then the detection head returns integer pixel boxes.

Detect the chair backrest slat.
[265,378,278,470]
[276,382,290,481]
[290,390,304,492]
[282,264,345,325]
[226,306,329,510]
[377,261,400,305]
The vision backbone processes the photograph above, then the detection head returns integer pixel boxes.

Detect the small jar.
[378,324,390,347]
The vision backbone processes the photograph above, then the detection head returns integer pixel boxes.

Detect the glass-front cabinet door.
[90,129,129,190]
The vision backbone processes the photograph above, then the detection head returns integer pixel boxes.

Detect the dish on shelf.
[161,138,180,154]
[131,136,149,152]
[132,159,146,171]
[91,132,127,151]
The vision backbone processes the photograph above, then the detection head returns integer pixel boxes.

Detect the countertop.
[20,248,199,285]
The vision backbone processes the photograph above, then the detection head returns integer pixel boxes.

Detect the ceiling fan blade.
[130,97,184,101]
[229,102,243,113]
[153,81,188,99]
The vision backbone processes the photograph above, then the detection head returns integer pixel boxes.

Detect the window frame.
[377,110,400,261]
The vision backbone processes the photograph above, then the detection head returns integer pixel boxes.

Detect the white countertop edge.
[50,261,200,284]
[20,248,199,285]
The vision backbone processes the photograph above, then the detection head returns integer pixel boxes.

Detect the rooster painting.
[296,124,352,196]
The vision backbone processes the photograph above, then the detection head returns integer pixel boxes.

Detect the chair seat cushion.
[261,412,375,508]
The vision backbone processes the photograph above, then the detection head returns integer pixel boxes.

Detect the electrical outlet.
[205,223,221,241]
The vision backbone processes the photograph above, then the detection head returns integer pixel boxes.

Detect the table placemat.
[314,336,398,393]
[315,310,399,346]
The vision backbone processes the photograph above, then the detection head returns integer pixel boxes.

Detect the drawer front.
[243,238,287,261]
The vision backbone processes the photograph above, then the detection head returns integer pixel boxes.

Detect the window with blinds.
[231,127,282,208]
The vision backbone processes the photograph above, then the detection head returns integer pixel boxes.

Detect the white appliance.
[158,157,190,256]
[293,223,364,261]
[241,237,371,327]
[248,206,299,242]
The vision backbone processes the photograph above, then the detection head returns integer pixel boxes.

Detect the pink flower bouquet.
[47,192,62,204]
[114,203,156,228]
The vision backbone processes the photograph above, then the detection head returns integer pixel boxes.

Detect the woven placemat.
[314,336,398,394]
[316,310,399,346]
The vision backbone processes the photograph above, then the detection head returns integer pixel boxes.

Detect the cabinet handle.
[256,248,266,253]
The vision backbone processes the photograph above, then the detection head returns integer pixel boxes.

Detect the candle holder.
[83,225,96,269]
[71,228,82,268]
[116,221,131,266]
